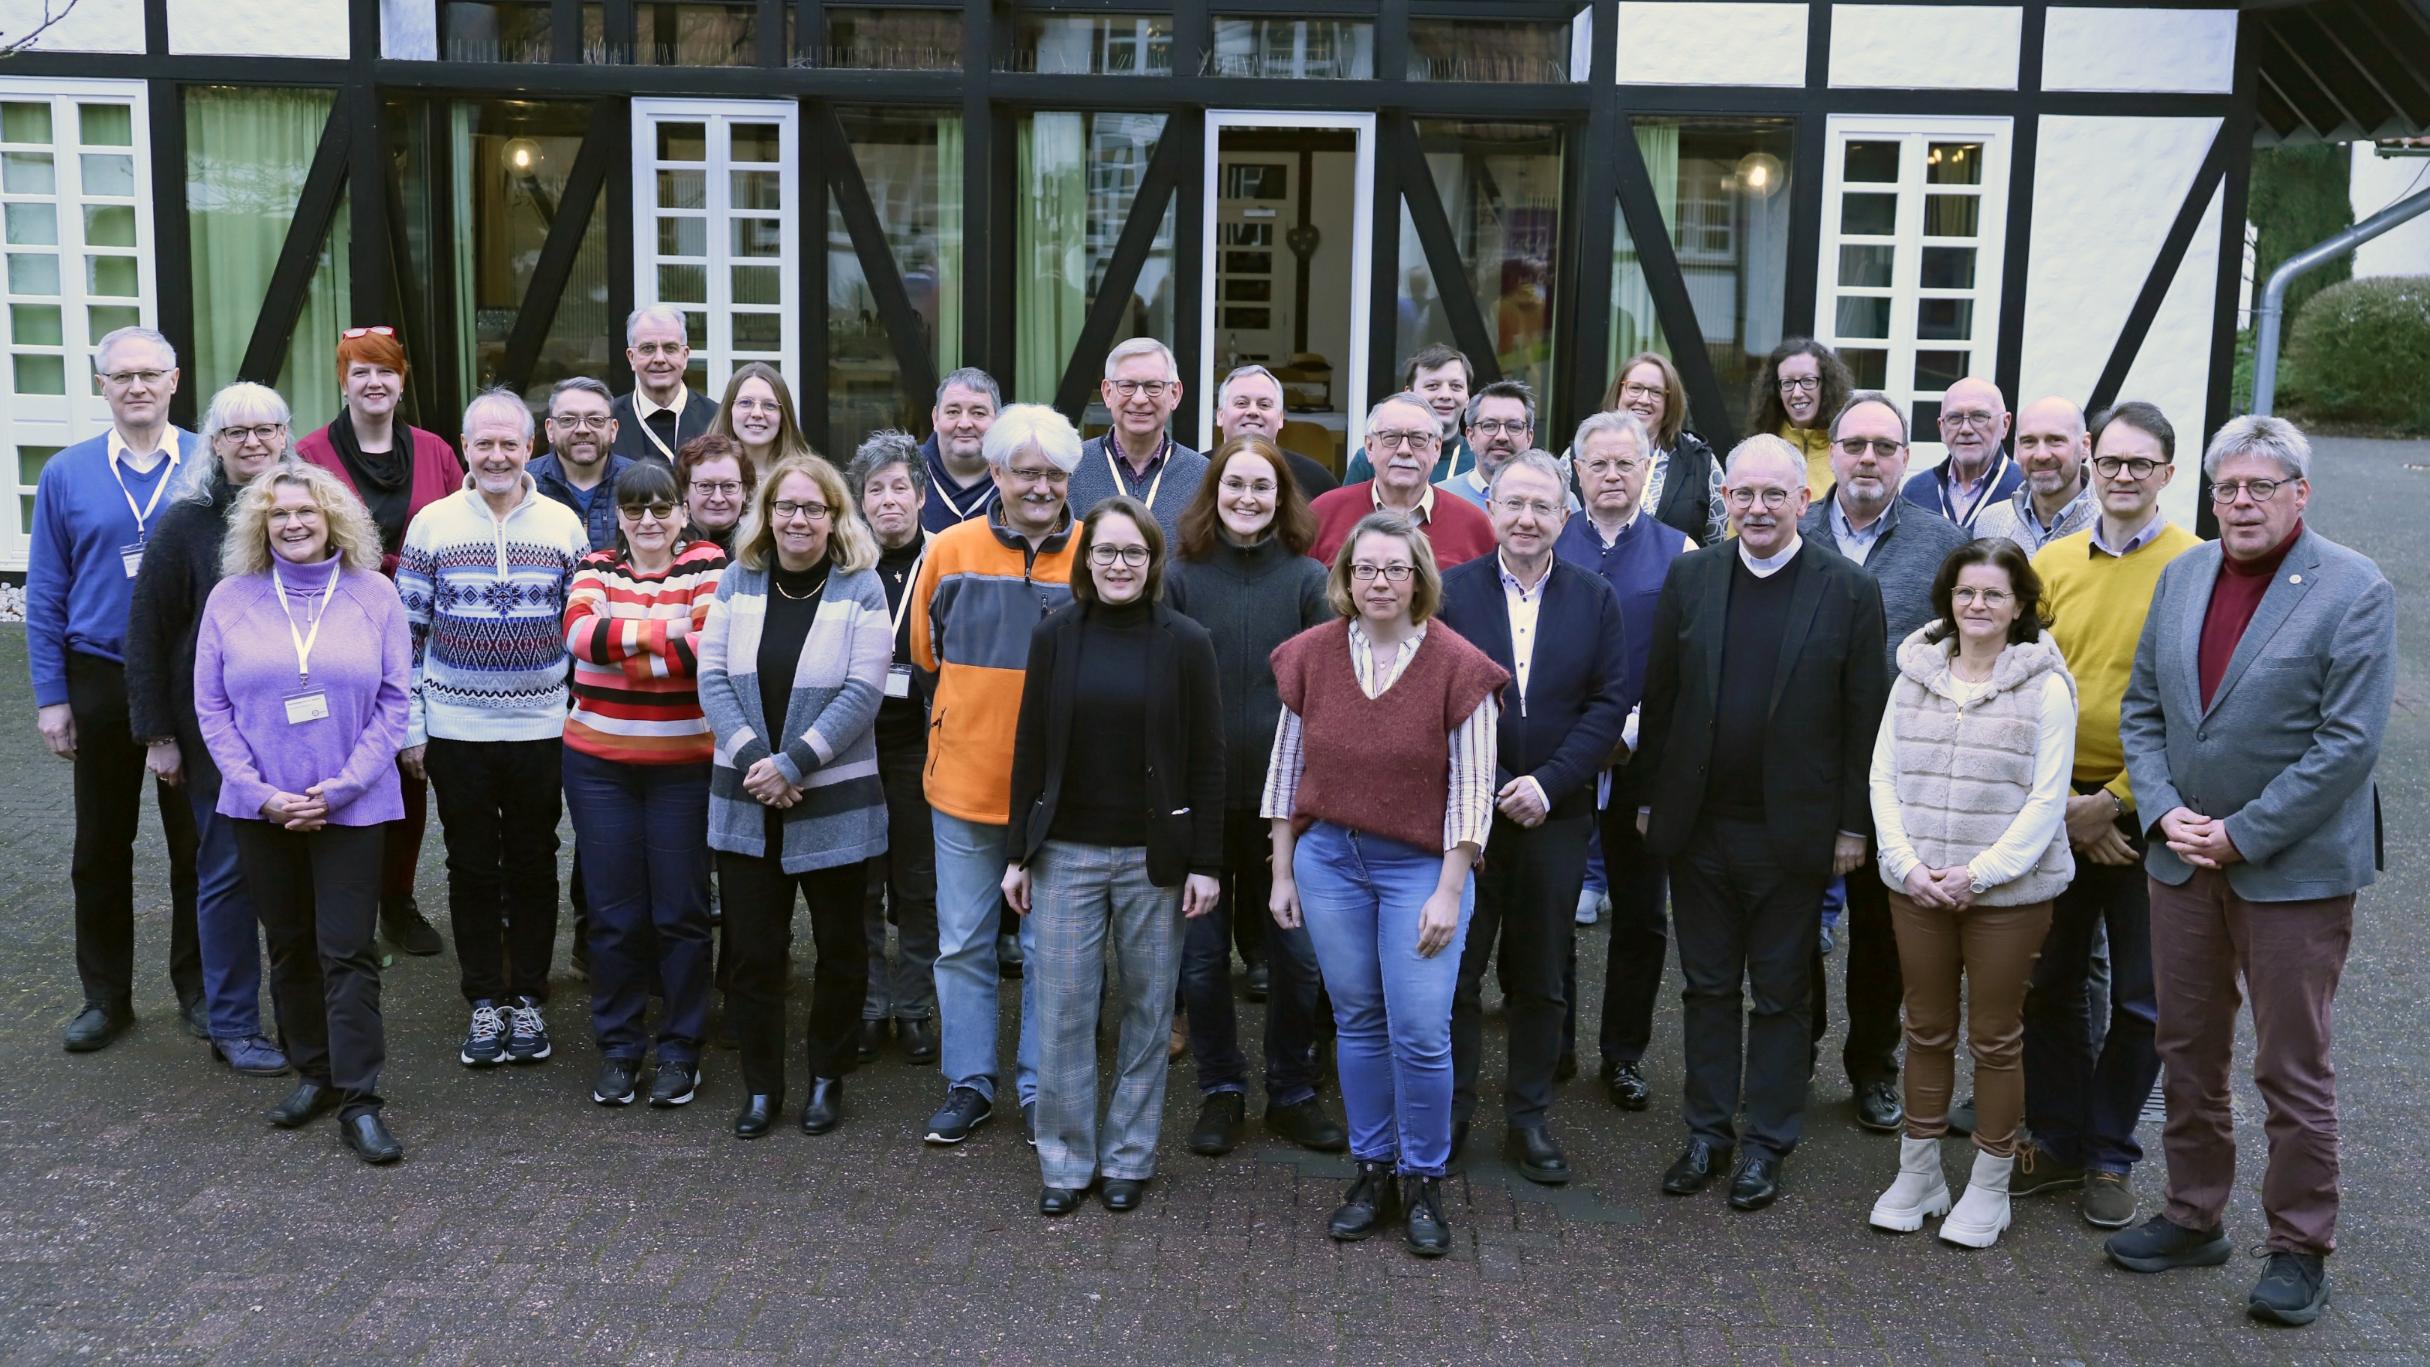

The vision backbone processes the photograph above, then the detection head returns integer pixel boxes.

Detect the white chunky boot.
[1940,1148,2015,1248]
[1869,1135,1952,1232]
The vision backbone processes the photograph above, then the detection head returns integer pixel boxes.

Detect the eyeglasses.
[1616,383,1665,403]
[1217,476,1277,497]
[1494,497,1563,519]
[548,413,613,431]
[689,479,743,498]
[620,502,679,523]
[1726,488,1793,509]
[2210,478,2289,505]
[1940,410,2003,430]
[2092,455,2167,480]
[1108,379,1171,399]
[1950,587,2013,607]
[730,400,784,417]
[1582,456,1645,477]
[341,325,397,341]
[1350,563,1414,582]
[1470,419,1532,437]
[1088,544,1151,567]
[1777,376,1821,393]
[215,422,287,444]
[1369,429,1439,451]
[1835,437,1903,459]
[630,341,686,358]
[1004,463,1069,485]
[770,500,831,523]
[100,369,167,387]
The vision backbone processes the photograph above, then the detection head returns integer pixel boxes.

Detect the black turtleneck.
[874,532,927,746]
[1048,597,1154,847]
[758,555,832,738]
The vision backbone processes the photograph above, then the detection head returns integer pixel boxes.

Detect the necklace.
[772,568,826,602]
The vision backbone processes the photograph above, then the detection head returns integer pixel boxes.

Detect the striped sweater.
[562,540,727,764]
[395,476,590,746]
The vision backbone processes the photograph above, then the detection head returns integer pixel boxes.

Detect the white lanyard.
[1105,438,1170,508]
[931,472,992,522]
[636,391,682,463]
[888,541,929,639]
[272,565,330,683]
[108,441,179,542]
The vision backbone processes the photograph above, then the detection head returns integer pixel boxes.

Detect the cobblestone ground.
[2,439,2427,1365]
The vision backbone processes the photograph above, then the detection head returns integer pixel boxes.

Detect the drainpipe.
[2251,185,2430,415]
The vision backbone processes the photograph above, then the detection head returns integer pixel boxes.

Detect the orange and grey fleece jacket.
[909,508,1077,824]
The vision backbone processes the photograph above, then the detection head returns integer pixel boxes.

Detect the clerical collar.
[1737,534,1803,578]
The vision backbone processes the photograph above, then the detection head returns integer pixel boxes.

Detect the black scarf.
[329,407,411,554]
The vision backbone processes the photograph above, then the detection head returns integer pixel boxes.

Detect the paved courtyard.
[1,438,2427,1364]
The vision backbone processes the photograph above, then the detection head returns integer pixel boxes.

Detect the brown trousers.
[1888,890,2051,1157]
[2149,868,2354,1256]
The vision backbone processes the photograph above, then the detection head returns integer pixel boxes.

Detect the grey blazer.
[2120,528,2395,901]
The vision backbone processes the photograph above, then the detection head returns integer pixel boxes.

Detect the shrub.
[2283,276,2430,433]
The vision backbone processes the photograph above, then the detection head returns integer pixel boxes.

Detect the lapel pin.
[2290,574,2302,584]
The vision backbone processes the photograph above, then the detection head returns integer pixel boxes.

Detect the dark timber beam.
[241,102,352,386]
[495,100,616,393]
[148,76,196,431]
[817,106,943,428]
[1991,0,2048,412]
[1053,124,1188,420]
[1392,118,1502,386]
[2086,130,2228,417]
[1613,115,1734,451]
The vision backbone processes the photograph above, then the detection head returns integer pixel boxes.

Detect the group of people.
[28,317,2391,1327]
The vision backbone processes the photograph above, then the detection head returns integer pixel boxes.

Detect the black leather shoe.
[733,1093,781,1139]
[1401,1176,1451,1258]
[62,1005,129,1053]
[1038,1185,1085,1217]
[855,1019,887,1063]
[268,1080,336,1129]
[1243,960,1270,1001]
[1100,1178,1147,1212]
[1328,1159,1401,1241]
[339,1111,403,1165]
[178,997,212,1041]
[899,1018,939,1064]
[1555,1051,1578,1082]
[1265,1098,1348,1152]
[799,1077,843,1135]
[1602,1060,1650,1111]
[1661,1140,1732,1195]
[1505,1123,1572,1186]
[1854,1079,1904,1133]
[379,894,444,956]
[1188,1092,1246,1156]
[1728,1155,1784,1211]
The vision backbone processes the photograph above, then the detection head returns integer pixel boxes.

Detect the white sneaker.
[1940,1148,2015,1248]
[1574,888,1605,925]
[1869,1134,1952,1232]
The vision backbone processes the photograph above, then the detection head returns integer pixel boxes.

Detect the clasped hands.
[2157,806,2242,870]
[741,756,803,809]
[1901,864,1975,909]
[260,784,332,832]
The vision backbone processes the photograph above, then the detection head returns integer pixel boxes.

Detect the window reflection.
[1014,112,1172,409]
[829,108,964,459]
[1399,121,1564,409]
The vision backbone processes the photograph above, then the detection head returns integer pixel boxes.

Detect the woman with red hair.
[296,325,464,960]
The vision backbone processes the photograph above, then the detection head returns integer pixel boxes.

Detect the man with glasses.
[1438,452,1630,1186]
[611,306,719,469]
[27,326,205,1052]
[1309,393,1496,568]
[1213,365,1337,496]
[1633,434,1887,1211]
[1437,381,1551,510]
[921,367,1005,533]
[1974,396,2098,553]
[1345,345,1477,484]
[2107,416,2394,1328]
[533,377,635,552]
[1067,338,1207,538]
[1902,377,2022,529]
[1798,392,1970,1134]
[2021,400,2203,1231]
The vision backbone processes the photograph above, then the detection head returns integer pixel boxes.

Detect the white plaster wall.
[2350,145,2430,279]
[0,0,142,54]
[168,0,345,57]
[1830,5,2020,89]
[2117,181,2221,532]
[383,0,438,60]
[1616,2,1806,87]
[2043,8,2236,94]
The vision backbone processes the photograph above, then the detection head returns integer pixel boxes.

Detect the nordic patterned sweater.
[395,476,589,747]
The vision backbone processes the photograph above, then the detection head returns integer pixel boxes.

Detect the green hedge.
[2283,276,2430,433]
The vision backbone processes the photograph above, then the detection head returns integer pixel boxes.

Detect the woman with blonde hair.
[709,362,815,481]
[1603,351,1723,546]
[194,463,412,1164]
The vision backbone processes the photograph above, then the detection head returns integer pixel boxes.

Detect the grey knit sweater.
[1801,496,1972,682]
[1069,435,1208,539]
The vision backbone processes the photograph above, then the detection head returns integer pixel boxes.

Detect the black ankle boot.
[1402,1175,1451,1257]
[1327,1159,1401,1241]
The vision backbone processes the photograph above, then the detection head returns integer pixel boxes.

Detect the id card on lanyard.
[885,541,927,699]
[273,565,332,724]
[110,441,180,577]
[1105,437,1171,508]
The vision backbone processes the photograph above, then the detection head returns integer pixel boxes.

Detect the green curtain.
[450,104,477,403]
[1014,113,1088,404]
[935,115,963,376]
[185,87,349,418]
[1609,122,1679,381]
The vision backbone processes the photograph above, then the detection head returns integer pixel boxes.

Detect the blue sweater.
[25,428,205,707]
[1554,512,1692,716]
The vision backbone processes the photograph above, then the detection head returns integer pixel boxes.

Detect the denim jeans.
[562,749,712,1065]
[2024,813,2159,1174]
[1029,840,1182,1188]
[1293,821,1473,1178]
[932,811,1037,1105]
[1181,807,1320,1107]
[184,763,267,1040]
[862,734,937,1021]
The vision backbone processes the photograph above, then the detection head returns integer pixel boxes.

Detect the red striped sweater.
[562,540,728,764]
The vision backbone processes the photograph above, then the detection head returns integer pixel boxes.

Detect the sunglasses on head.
[342,325,398,341]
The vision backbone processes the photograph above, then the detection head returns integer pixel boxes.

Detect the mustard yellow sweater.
[1781,424,1834,499]
[2032,521,2202,809]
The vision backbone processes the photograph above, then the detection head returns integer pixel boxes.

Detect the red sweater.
[1270,619,1508,853]
[1307,482,1497,569]
[2199,520,2301,708]
[562,541,728,763]
[296,423,465,578]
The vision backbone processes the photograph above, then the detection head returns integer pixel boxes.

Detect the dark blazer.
[1005,600,1226,886]
[1437,555,1631,821]
[1628,539,1890,875]
[1651,430,1720,546]
[611,387,720,468]
[1280,447,1339,499]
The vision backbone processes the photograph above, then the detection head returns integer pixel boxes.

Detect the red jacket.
[1307,481,1496,569]
[296,422,464,577]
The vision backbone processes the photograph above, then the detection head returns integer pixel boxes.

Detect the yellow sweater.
[2032,521,2202,809]
[1781,424,1834,499]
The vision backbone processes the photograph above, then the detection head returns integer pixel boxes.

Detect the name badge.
[282,690,331,725]
[119,541,145,578]
[884,664,913,700]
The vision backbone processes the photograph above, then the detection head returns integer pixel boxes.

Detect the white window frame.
[1816,115,2010,465]
[631,98,800,408]
[1,77,154,574]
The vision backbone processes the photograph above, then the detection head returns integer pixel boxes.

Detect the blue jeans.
[186,765,266,1040]
[932,811,1037,1105]
[1181,807,1320,1107]
[562,750,712,1064]
[2024,820,2158,1174]
[1030,841,1182,1188]
[1293,821,1472,1178]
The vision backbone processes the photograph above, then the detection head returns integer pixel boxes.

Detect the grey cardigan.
[2121,528,2395,901]
[696,559,893,872]
[1069,435,1208,539]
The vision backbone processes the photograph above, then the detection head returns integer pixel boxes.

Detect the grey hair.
[463,386,536,443]
[1487,449,1569,502]
[1724,433,1806,488]
[1464,379,1538,433]
[1829,390,1908,443]
[1571,409,1650,460]
[846,427,924,494]
[1102,337,1178,382]
[982,403,1083,474]
[1366,390,1435,431]
[1218,364,1282,405]
[182,381,296,502]
[934,366,1002,408]
[2203,414,2312,482]
[96,325,176,373]
[548,375,615,411]
[625,305,688,347]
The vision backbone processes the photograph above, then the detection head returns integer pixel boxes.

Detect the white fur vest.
[1888,627,2076,906]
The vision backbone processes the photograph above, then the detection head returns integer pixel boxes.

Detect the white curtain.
[1609,122,1679,379]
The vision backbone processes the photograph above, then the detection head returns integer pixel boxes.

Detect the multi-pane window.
[633,99,800,404]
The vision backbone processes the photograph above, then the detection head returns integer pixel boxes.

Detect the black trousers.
[1810,833,1904,1087]
[1673,816,1824,1160]
[233,820,386,1118]
[1592,796,1670,1066]
[718,826,869,1095]
[66,652,199,1011]
[424,736,562,1004]
[1452,811,1593,1129]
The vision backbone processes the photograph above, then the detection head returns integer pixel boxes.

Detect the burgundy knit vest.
[1270,619,1510,853]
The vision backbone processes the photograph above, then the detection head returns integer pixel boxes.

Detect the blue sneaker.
[505,996,552,1063]
[459,1000,508,1067]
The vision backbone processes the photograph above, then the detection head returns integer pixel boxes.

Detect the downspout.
[2251,186,2430,415]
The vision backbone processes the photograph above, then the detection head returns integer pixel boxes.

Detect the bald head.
[2013,395,2089,506]
[1935,376,2011,475]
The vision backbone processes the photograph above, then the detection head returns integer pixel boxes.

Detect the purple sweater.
[195,554,412,826]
